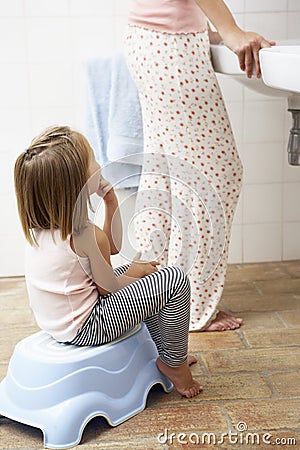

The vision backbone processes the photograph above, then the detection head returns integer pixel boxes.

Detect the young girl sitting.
[14,125,201,398]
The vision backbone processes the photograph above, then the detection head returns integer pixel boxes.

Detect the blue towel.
[85,54,143,189]
[107,54,144,166]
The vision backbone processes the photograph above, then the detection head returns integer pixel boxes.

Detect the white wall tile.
[243,84,288,102]
[245,12,288,40]
[243,184,282,223]
[283,183,300,221]
[283,222,300,259]
[70,0,113,16]
[0,194,26,276]
[226,102,244,144]
[0,108,31,152]
[0,229,26,276]
[244,223,282,262]
[26,18,71,62]
[0,18,26,63]
[245,0,287,12]
[287,12,300,39]
[24,0,69,16]
[0,2,300,275]
[225,0,245,14]
[115,0,130,16]
[233,189,243,224]
[231,13,245,28]
[71,18,115,59]
[30,108,77,137]
[29,62,74,108]
[283,155,300,182]
[0,152,17,195]
[0,0,23,16]
[217,74,244,103]
[228,224,243,263]
[0,64,29,108]
[243,100,286,143]
[288,0,300,11]
[243,142,284,184]
[114,15,130,51]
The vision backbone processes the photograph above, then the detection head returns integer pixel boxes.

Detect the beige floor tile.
[0,277,26,295]
[277,310,300,327]
[0,364,8,381]
[94,403,227,442]
[145,372,272,404]
[0,261,300,450]
[202,347,300,373]
[269,371,300,396]
[0,309,35,327]
[225,398,300,430]
[89,441,163,449]
[167,430,300,450]
[226,263,290,283]
[222,293,300,312]
[0,419,44,449]
[222,281,259,297]
[194,373,272,401]
[0,292,29,310]
[0,326,40,362]
[281,260,300,278]
[232,312,285,329]
[188,330,244,351]
[254,278,300,295]
[243,328,300,347]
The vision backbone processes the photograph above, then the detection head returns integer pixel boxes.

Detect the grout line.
[275,311,290,328]
[235,328,250,348]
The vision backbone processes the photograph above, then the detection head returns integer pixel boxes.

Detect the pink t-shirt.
[128,0,207,34]
[25,229,99,342]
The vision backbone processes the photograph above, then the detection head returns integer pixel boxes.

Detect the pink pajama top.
[128,0,207,34]
[25,229,98,342]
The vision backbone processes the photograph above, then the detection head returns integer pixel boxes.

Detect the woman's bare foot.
[205,311,243,331]
[157,357,202,398]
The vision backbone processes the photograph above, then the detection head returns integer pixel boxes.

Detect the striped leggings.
[69,264,191,367]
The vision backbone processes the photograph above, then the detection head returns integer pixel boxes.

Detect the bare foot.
[205,311,243,332]
[188,354,198,366]
[157,357,202,398]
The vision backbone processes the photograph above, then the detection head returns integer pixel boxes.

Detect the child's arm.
[97,178,122,255]
[73,222,159,296]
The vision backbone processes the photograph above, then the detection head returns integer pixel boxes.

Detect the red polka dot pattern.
[125,27,243,331]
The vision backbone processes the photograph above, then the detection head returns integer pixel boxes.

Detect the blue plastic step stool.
[0,322,173,449]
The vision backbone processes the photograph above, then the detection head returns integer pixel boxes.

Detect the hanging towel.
[85,54,143,189]
[107,54,144,166]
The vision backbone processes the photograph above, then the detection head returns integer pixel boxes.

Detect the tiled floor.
[0,260,299,449]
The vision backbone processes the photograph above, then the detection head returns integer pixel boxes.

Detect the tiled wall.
[0,0,299,276]
[222,0,300,263]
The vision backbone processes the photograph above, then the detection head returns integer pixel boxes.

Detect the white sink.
[210,40,300,100]
[260,45,300,94]
[210,40,300,166]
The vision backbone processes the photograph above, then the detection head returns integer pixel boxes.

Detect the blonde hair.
[14,126,92,245]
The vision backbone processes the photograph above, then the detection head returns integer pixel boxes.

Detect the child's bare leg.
[157,357,202,398]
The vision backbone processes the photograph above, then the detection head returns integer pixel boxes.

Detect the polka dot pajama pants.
[125,26,243,331]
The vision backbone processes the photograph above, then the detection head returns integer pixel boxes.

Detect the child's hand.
[126,252,160,279]
[96,174,115,201]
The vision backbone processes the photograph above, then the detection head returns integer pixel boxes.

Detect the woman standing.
[125,0,274,331]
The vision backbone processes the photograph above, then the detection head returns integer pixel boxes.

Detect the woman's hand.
[222,28,276,78]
